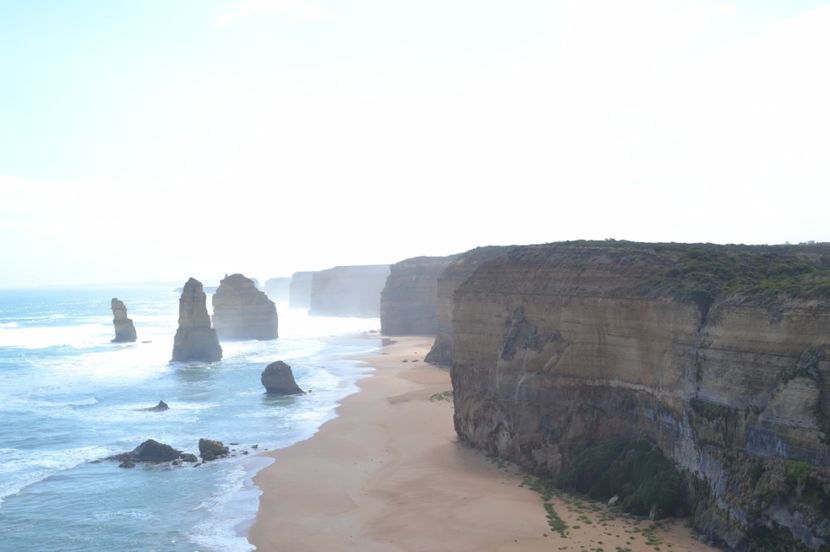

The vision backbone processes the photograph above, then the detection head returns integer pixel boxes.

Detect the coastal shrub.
[557,440,686,518]
[659,248,830,306]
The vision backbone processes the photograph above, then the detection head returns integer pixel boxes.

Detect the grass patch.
[544,502,569,537]
[428,390,453,402]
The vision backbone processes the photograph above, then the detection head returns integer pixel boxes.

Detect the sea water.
[0,286,380,551]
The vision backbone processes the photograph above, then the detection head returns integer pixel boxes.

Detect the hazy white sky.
[1,0,829,287]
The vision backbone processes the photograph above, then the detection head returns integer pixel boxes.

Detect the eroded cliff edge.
[380,255,458,335]
[450,241,830,550]
[425,246,513,366]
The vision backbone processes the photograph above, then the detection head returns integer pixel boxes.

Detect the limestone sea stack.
[261,361,304,395]
[380,255,458,336]
[110,298,137,342]
[309,265,390,318]
[289,271,314,309]
[449,241,830,549]
[212,273,278,340]
[171,278,223,362]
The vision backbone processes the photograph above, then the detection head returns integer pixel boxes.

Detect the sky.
[1,0,829,287]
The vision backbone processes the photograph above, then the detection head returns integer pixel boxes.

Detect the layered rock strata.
[450,241,830,550]
[424,246,513,366]
[171,278,223,362]
[309,265,390,318]
[212,273,278,340]
[289,271,314,309]
[380,255,458,335]
[110,298,137,342]
[264,277,291,302]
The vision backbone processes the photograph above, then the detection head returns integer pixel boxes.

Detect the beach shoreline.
[248,335,715,552]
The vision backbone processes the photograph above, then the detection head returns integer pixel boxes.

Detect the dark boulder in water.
[198,438,229,461]
[261,361,304,395]
[111,298,137,343]
[109,439,184,464]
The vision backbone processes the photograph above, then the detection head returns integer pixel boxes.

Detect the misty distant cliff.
[309,265,390,318]
[289,271,314,309]
[380,255,458,335]
[264,277,291,302]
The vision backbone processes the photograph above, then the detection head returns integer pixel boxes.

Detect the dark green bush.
[557,439,687,517]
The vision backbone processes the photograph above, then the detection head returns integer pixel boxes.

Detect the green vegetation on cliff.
[557,440,686,518]
[656,245,830,309]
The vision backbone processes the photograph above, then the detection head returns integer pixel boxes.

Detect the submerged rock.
[171,278,222,362]
[261,361,304,395]
[212,273,278,340]
[138,400,169,412]
[198,438,229,461]
[110,298,137,343]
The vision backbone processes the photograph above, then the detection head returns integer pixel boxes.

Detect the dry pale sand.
[249,335,716,552]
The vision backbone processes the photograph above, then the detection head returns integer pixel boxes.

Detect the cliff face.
[450,242,830,550]
[424,246,513,366]
[289,271,314,309]
[380,255,458,335]
[212,273,278,340]
[264,277,291,302]
[309,265,390,318]
[172,278,223,362]
[110,298,137,343]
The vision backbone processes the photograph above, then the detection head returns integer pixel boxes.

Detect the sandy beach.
[249,336,716,552]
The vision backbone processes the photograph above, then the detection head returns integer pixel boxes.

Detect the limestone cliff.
[212,273,278,340]
[171,277,223,362]
[309,265,390,318]
[289,271,314,309]
[424,246,513,366]
[264,277,291,302]
[380,255,458,335]
[450,241,830,550]
[110,298,137,343]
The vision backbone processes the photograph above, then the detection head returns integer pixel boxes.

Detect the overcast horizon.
[3,0,829,288]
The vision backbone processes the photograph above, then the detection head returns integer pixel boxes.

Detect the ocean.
[0,286,380,551]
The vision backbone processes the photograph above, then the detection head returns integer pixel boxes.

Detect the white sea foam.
[0,445,112,504]
[188,458,271,552]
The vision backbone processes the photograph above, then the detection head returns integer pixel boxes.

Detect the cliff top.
[474,240,830,309]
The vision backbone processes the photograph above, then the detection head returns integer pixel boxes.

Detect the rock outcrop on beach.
[199,438,229,461]
[449,241,830,550]
[424,246,513,366]
[264,277,291,302]
[289,271,314,308]
[110,298,137,343]
[171,278,223,362]
[380,255,458,336]
[261,361,304,395]
[309,265,390,318]
[109,439,191,466]
[212,273,278,340]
